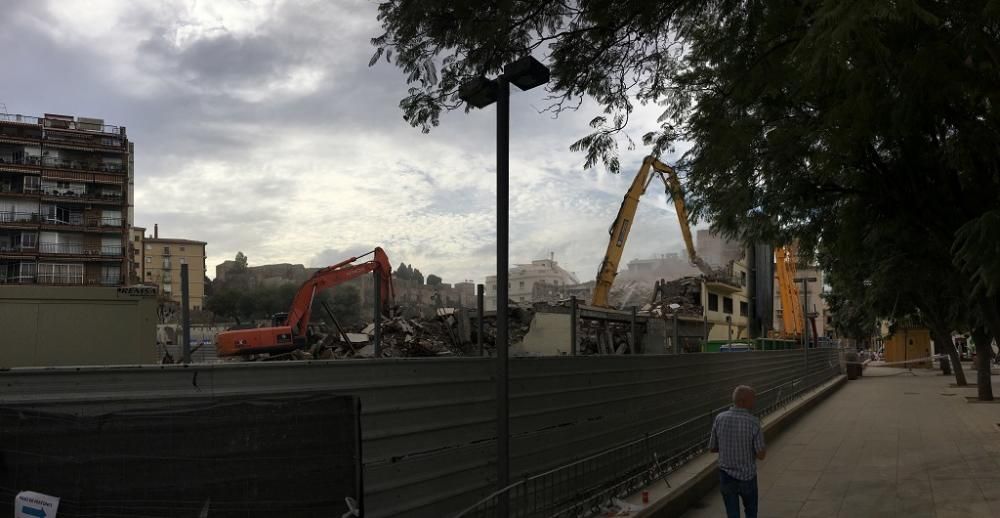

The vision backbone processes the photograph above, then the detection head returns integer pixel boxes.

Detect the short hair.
[732,385,755,404]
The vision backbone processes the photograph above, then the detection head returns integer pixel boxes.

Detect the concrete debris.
[644,277,704,317]
[285,308,487,360]
[475,306,534,352]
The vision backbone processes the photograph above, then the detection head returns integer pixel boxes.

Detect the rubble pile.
[476,306,534,352]
[267,305,545,360]
[642,299,703,318]
[376,315,464,357]
[578,319,635,355]
[642,277,704,317]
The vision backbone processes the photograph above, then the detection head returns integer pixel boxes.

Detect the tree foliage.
[204,284,363,328]
[234,251,248,272]
[373,0,1000,398]
[426,274,443,286]
[395,262,425,284]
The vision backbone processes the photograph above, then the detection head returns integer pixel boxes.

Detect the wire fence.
[455,350,842,518]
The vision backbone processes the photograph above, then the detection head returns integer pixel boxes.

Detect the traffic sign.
[15,491,59,518]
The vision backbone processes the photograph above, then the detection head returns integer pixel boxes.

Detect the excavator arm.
[592,157,658,307]
[659,161,715,278]
[215,247,394,357]
[285,247,394,337]
[592,156,714,307]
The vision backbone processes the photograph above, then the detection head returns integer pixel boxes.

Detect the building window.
[163,246,170,254]
[134,235,140,242]
[145,257,151,263]
[180,246,185,251]
[739,301,748,317]
[23,176,40,192]
[180,258,186,264]
[146,271,151,277]
[519,281,524,288]
[723,297,733,314]
[145,244,151,250]
[740,271,747,286]
[708,293,719,312]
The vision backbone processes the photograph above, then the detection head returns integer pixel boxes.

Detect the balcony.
[0,273,122,286]
[0,155,125,173]
[38,216,123,231]
[43,132,125,152]
[704,273,743,294]
[0,243,36,257]
[0,185,40,199]
[0,212,42,227]
[37,243,123,257]
[39,189,124,205]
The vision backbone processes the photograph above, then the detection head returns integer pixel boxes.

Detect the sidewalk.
[681,366,1000,517]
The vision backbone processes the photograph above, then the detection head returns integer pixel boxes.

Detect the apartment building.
[135,225,207,310]
[485,256,579,310]
[703,259,751,340]
[0,112,131,286]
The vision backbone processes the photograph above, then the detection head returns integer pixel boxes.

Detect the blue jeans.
[719,469,758,518]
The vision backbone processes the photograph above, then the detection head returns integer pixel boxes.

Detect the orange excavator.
[215,247,394,357]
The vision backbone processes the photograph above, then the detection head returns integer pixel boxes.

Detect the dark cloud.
[1,0,686,285]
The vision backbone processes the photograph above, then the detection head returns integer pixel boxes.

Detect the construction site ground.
[676,365,1000,518]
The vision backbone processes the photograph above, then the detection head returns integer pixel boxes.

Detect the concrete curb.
[635,374,848,518]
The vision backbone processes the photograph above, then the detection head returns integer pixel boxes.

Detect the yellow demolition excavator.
[592,156,714,307]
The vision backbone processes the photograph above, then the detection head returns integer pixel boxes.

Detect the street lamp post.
[459,56,550,504]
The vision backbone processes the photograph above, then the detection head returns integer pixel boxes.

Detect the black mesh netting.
[0,392,361,517]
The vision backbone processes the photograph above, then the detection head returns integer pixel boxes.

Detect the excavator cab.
[270,312,289,328]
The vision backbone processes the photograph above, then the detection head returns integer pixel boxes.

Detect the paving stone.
[797,498,842,517]
[680,367,1000,518]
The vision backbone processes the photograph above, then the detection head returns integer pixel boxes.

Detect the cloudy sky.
[2,0,698,284]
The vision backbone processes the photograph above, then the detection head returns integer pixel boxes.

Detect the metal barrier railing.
[455,355,841,518]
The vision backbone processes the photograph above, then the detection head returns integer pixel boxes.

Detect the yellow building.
[129,225,145,284]
[134,224,206,310]
[703,258,751,340]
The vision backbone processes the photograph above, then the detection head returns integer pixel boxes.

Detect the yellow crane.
[592,156,714,307]
[774,246,804,338]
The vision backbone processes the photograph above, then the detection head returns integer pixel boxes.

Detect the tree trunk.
[932,327,967,386]
[974,295,1000,400]
[971,327,994,401]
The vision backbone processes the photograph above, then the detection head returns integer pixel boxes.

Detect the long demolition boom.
[592,156,713,307]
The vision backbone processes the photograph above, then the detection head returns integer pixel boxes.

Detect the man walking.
[708,385,766,518]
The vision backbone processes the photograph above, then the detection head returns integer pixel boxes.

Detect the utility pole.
[796,276,816,376]
[570,296,578,355]
[476,284,485,356]
[181,264,191,364]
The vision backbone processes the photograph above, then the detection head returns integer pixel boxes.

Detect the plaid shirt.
[708,407,766,480]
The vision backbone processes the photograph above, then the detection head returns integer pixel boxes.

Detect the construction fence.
[0,348,842,518]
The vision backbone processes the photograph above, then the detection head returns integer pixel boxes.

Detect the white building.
[485,257,579,310]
